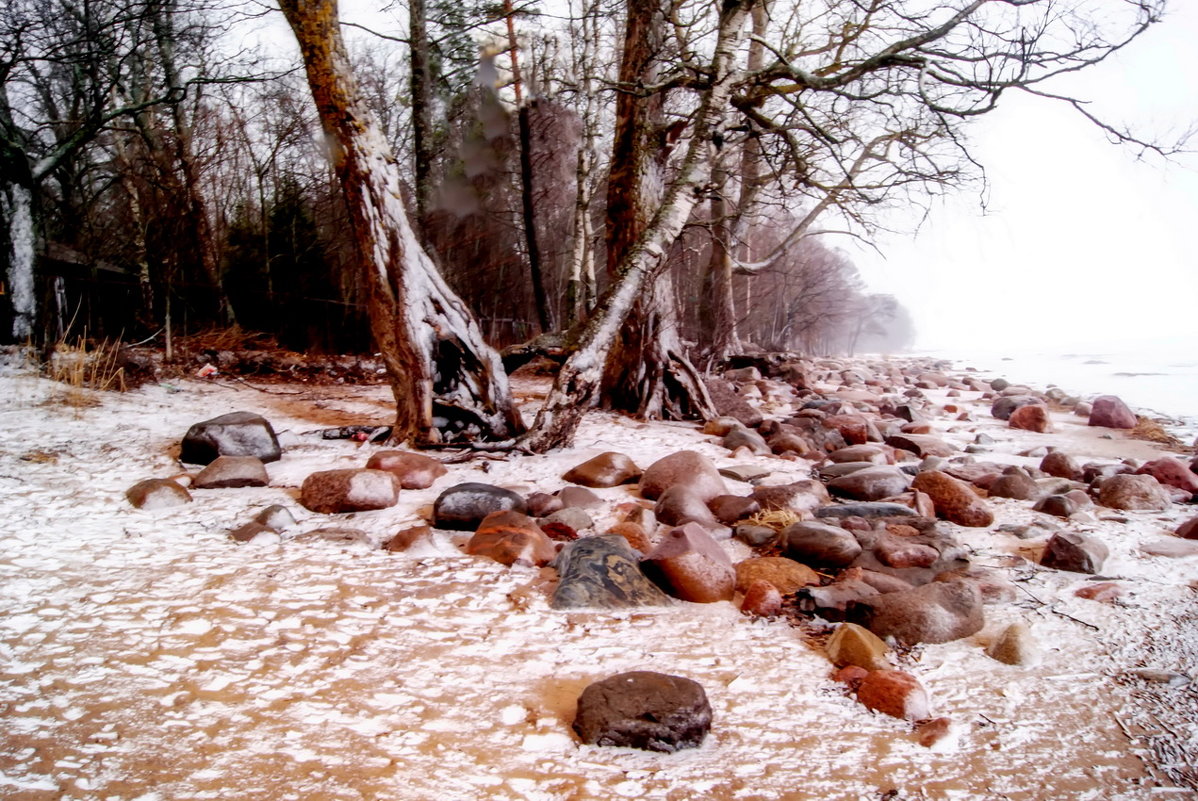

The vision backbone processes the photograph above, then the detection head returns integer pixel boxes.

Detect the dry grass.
[743,508,803,531]
[45,337,128,408]
[1131,416,1185,449]
[173,326,277,353]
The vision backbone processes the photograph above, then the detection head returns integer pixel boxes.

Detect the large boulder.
[365,450,448,489]
[639,451,727,502]
[466,510,556,567]
[193,455,269,489]
[551,536,672,609]
[911,471,994,527]
[573,671,712,752]
[1096,474,1172,511]
[1089,395,1137,429]
[562,452,642,488]
[180,411,282,465]
[433,482,527,529]
[847,579,984,645]
[1040,451,1083,481]
[300,469,400,513]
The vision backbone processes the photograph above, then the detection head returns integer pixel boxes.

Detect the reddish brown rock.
[1040,530,1109,574]
[848,580,984,644]
[828,444,891,465]
[365,450,447,489]
[740,580,783,617]
[824,414,872,446]
[645,523,735,603]
[917,717,953,748]
[942,463,1004,491]
[1075,582,1124,602]
[300,469,400,513]
[708,495,762,526]
[194,455,269,489]
[1135,457,1198,495]
[1177,517,1198,539]
[857,670,931,721]
[384,525,434,552]
[1089,395,1138,429]
[126,478,193,510]
[826,622,890,671]
[526,492,564,517]
[562,452,642,488]
[640,451,727,502]
[833,665,869,689]
[607,522,653,554]
[466,511,557,566]
[1096,474,1172,511]
[1040,451,1083,481]
[1008,403,1053,433]
[911,470,994,527]
[705,377,764,428]
[988,467,1041,501]
[734,556,819,594]
[655,485,721,528]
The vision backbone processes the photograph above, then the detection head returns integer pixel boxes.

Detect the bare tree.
[279,0,524,444]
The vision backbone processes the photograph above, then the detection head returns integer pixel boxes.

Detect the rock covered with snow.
[364,450,447,489]
[300,468,400,513]
[193,455,269,489]
[126,478,192,509]
[432,482,527,529]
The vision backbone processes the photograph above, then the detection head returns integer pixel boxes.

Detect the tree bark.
[594,0,716,422]
[1,178,36,341]
[409,0,433,234]
[280,0,524,444]
[522,0,753,451]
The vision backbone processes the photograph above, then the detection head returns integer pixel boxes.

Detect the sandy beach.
[0,353,1195,800]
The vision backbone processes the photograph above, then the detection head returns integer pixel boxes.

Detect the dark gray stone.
[551,536,673,609]
[815,502,918,520]
[573,671,711,752]
[432,482,527,530]
[827,466,911,502]
[847,579,984,645]
[180,411,281,465]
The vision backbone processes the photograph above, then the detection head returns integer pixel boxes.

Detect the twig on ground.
[1049,604,1100,631]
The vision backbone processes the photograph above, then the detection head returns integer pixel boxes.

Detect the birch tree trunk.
[522,0,753,451]
[1,178,37,341]
[279,0,524,444]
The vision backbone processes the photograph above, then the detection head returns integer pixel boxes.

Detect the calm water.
[911,342,1198,437]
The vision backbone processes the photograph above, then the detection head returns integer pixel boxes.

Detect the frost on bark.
[1,180,36,341]
[522,0,753,452]
[280,0,524,444]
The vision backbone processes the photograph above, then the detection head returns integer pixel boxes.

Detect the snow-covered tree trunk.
[522,0,753,451]
[280,0,524,444]
[1,179,36,341]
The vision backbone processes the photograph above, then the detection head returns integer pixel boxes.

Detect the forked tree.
[278,0,524,444]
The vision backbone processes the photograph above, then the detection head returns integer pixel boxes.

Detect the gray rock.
[718,464,772,483]
[704,377,763,428]
[543,507,594,533]
[573,671,711,752]
[552,536,673,609]
[193,455,269,489]
[827,466,912,502]
[735,524,779,547]
[723,427,771,455]
[815,502,919,520]
[1032,494,1076,518]
[180,411,281,465]
[432,482,527,530]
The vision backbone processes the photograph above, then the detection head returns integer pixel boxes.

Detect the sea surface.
[910,341,1198,440]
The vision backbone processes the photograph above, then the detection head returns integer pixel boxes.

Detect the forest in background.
[0,0,917,359]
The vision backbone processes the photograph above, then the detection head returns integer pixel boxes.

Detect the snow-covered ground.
[0,358,1195,800]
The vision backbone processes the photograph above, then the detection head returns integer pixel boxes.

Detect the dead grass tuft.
[1131,417,1183,448]
[744,509,802,531]
[174,326,277,353]
[45,337,128,409]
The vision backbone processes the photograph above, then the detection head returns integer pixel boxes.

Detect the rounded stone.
[573,671,712,752]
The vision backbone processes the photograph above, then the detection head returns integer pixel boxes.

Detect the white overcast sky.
[847,3,1198,352]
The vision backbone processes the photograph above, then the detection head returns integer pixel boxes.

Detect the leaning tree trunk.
[595,0,715,421]
[280,0,524,444]
[522,0,753,451]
